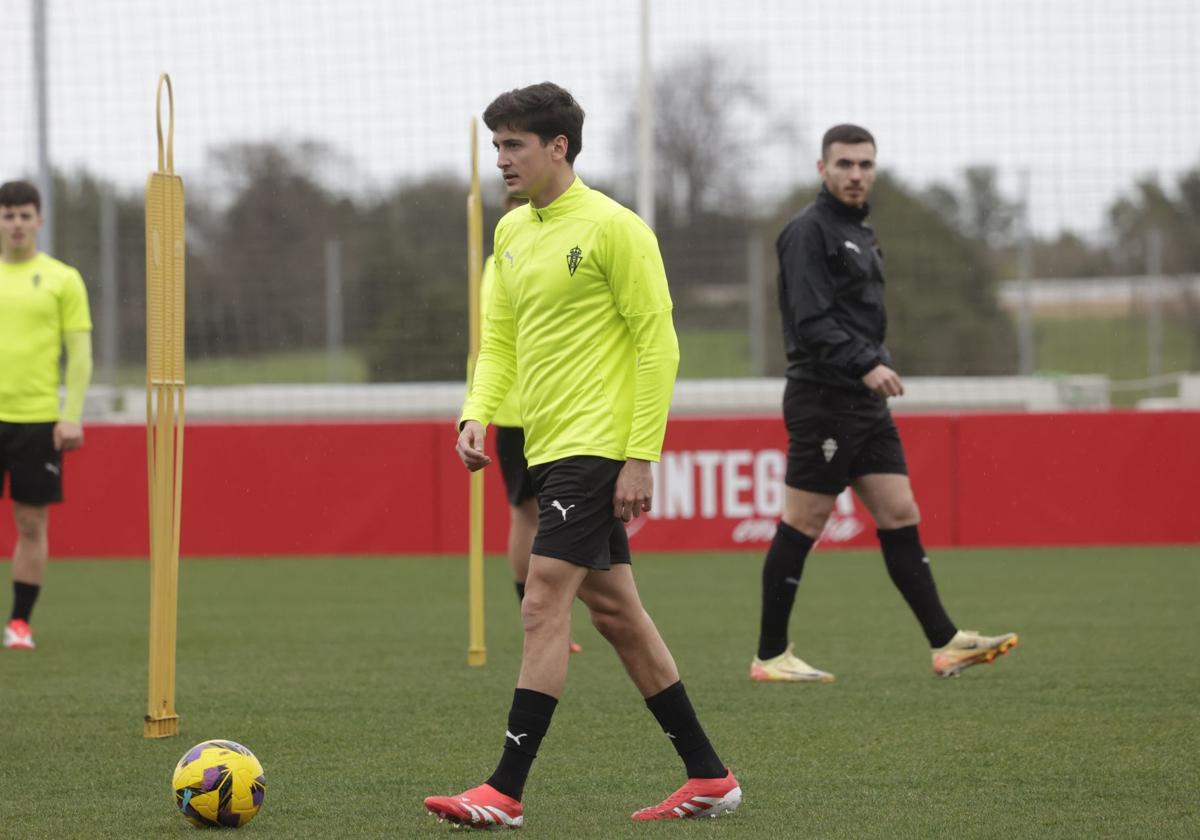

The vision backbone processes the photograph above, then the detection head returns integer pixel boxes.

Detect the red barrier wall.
[955,412,1200,546]
[0,412,1195,557]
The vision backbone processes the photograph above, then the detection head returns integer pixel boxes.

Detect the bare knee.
[12,506,48,542]
[782,510,830,538]
[580,592,639,646]
[14,519,43,542]
[873,498,920,530]
[852,475,921,530]
[519,587,566,635]
[781,489,836,539]
[588,607,628,644]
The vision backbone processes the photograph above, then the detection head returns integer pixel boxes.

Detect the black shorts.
[783,379,908,496]
[0,422,64,505]
[494,426,536,506]
[529,456,631,570]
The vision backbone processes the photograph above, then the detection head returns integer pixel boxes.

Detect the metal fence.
[9,0,1199,410]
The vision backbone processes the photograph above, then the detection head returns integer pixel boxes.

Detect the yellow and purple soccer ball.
[172,739,266,828]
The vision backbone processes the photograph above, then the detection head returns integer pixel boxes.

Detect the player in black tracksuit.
[750,124,1019,682]
[778,180,890,394]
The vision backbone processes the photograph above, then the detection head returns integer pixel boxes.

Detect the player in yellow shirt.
[424,83,740,829]
[481,194,582,655]
[0,181,93,650]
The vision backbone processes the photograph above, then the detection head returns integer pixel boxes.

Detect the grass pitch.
[0,547,1196,839]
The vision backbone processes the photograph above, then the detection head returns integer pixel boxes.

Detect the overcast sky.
[5,0,1197,236]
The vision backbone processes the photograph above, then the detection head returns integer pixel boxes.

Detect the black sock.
[878,526,957,648]
[757,522,814,660]
[644,681,726,779]
[486,688,557,801]
[514,581,525,602]
[11,581,40,623]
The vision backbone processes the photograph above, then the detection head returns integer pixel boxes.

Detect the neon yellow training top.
[461,177,680,467]
[0,253,93,422]
[477,254,521,428]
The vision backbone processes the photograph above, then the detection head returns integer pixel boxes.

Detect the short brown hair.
[821,124,875,160]
[0,180,41,211]
[484,82,585,165]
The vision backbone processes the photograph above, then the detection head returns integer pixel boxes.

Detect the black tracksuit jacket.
[776,185,891,394]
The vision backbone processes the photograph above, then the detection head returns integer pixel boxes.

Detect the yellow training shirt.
[462,177,679,467]
[477,254,521,428]
[0,253,93,422]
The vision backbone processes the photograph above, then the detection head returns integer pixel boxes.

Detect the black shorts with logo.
[0,422,64,505]
[494,426,536,506]
[529,456,632,570]
[783,379,908,496]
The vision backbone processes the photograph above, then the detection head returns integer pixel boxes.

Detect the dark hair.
[0,180,41,211]
[483,82,585,165]
[821,124,875,160]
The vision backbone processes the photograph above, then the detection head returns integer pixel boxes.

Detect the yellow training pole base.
[144,714,180,739]
[468,647,487,667]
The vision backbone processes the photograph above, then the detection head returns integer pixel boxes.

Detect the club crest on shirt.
[821,437,838,463]
[31,273,41,288]
[566,245,582,276]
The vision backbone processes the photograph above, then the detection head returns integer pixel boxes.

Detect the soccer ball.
[172,739,267,828]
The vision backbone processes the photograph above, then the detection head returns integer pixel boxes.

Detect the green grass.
[677,329,751,379]
[1035,315,1195,398]
[1,547,1196,838]
[114,349,369,386]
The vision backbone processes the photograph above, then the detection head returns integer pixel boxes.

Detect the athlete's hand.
[614,458,653,522]
[455,420,492,471]
[54,420,84,451]
[862,364,904,398]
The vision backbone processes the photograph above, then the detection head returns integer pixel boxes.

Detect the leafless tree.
[617,49,797,226]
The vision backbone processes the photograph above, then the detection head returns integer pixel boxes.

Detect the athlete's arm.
[606,212,679,462]
[779,222,881,378]
[461,242,518,429]
[477,255,518,418]
[55,330,92,450]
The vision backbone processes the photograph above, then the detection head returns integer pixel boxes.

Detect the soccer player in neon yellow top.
[0,180,93,651]
[424,83,740,829]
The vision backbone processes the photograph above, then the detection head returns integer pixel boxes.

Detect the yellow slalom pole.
[466,119,487,667]
[144,73,186,737]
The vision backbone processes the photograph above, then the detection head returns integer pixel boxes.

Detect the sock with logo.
[514,581,526,602]
[644,681,726,779]
[11,581,40,623]
[757,522,815,660]
[486,688,557,801]
[878,526,957,648]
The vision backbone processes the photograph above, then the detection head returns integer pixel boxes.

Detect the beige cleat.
[932,630,1019,678]
[750,643,835,683]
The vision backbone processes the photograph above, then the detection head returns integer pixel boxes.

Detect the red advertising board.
[955,411,1200,546]
[0,412,1195,557]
